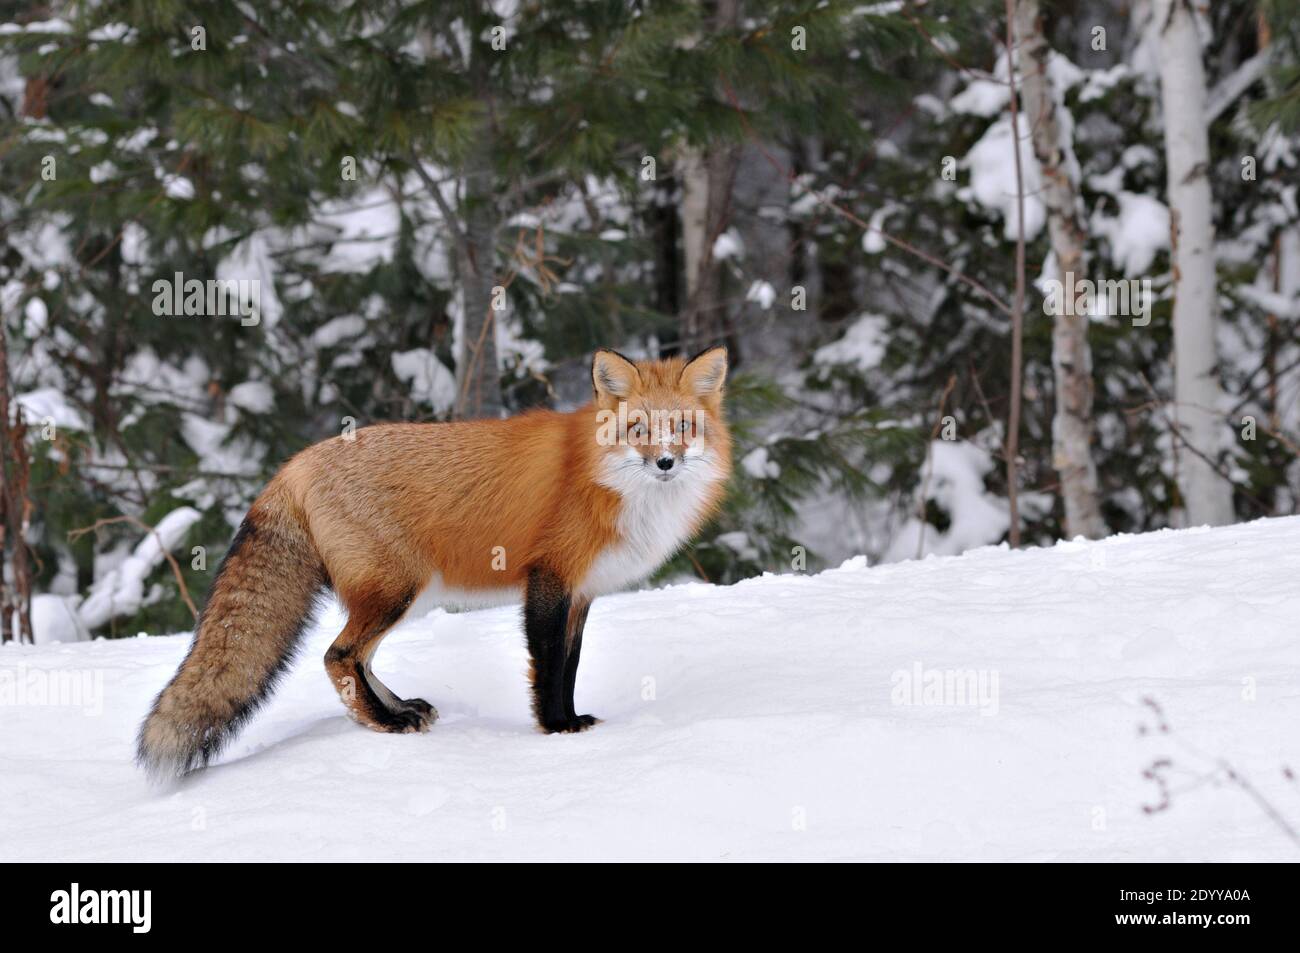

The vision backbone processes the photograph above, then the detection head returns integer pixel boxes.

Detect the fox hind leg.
[325,585,436,733]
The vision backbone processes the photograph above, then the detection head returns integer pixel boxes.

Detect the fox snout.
[638,432,697,480]
[653,452,678,480]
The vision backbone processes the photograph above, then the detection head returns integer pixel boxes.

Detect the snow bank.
[2,517,1299,861]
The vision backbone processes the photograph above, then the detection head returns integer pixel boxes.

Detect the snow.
[15,386,89,431]
[496,314,550,379]
[119,221,148,267]
[160,174,195,200]
[884,439,1009,561]
[950,76,1008,118]
[1259,122,1298,175]
[741,446,781,479]
[179,413,262,478]
[4,517,1299,861]
[23,295,47,334]
[214,233,282,328]
[951,50,1081,192]
[115,127,157,152]
[1238,284,1299,320]
[813,313,888,371]
[12,216,74,272]
[1092,191,1170,276]
[311,315,368,348]
[950,51,1011,118]
[228,380,275,415]
[391,348,458,413]
[87,23,134,43]
[861,204,899,254]
[744,279,776,310]
[0,18,73,35]
[29,594,90,645]
[75,507,202,631]
[714,530,759,561]
[313,189,401,274]
[1078,64,1131,103]
[962,113,1045,242]
[711,228,744,260]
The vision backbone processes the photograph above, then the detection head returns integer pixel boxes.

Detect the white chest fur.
[578,447,721,598]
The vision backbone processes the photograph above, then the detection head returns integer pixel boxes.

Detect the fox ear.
[680,346,728,397]
[592,348,640,400]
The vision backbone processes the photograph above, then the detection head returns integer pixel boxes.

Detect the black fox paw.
[541,714,600,734]
[384,697,438,733]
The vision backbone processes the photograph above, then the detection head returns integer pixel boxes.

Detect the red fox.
[137,347,731,779]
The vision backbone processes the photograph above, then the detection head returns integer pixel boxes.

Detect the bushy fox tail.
[137,481,327,781]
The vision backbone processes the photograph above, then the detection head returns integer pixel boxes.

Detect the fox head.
[591,346,732,488]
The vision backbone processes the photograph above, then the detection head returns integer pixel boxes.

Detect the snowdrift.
[2,517,1299,861]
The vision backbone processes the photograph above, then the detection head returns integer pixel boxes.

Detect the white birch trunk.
[1155,0,1235,526]
[1014,0,1106,539]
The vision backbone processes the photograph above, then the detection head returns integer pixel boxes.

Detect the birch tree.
[1154,0,1236,526]
[1014,0,1105,539]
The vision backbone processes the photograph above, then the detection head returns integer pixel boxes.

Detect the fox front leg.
[563,596,592,722]
[525,567,598,733]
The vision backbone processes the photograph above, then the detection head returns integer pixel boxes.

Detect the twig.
[1138,696,1300,850]
[686,548,712,583]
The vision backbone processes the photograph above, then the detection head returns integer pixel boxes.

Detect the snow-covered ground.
[3,518,1299,862]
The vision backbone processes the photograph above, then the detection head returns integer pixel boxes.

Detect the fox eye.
[629,423,648,441]
[677,419,691,434]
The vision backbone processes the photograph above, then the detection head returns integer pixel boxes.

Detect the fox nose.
[656,456,675,471]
